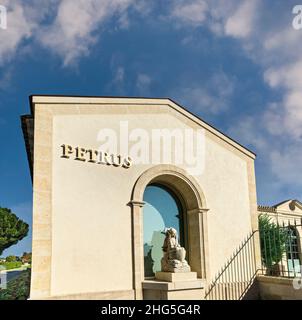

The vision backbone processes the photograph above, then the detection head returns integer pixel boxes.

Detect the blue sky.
[0,0,301,256]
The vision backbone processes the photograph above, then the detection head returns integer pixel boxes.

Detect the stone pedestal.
[143,272,205,300]
[155,271,197,282]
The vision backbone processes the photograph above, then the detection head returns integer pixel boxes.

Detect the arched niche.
[130,164,210,300]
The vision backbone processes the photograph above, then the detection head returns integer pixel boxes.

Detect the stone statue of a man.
[161,227,191,273]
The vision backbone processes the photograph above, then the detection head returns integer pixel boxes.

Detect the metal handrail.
[205,230,258,300]
[205,217,302,300]
[259,218,302,278]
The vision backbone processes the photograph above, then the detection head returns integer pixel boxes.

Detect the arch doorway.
[131,165,210,299]
[143,184,186,278]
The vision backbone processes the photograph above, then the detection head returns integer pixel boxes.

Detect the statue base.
[145,228,205,299]
[143,273,205,300]
[155,271,197,282]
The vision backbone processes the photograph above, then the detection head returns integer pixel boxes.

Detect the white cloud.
[0,0,301,189]
[169,1,302,188]
[132,0,154,16]
[224,4,302,183]
[0,0,140,67]
[0,0,61,64]
[0,1,34,64]
[271,146,302,186]
[169,0,259,38]
[136,73,152,94]
[283,91,302,140]
[264,60,302,90]
[228,116,268,151]
[175,71,235,114]
[263,27,302,63]
[113,66,125,84]
[105,64,127,94]
[264,60,302,141]
[224,0,258,38]
[0,68,12,90]
[37,0,136,66]
[263,103,285,137]
[170,0,208,27]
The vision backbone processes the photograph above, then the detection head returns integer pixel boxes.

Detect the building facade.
[258,200,302,225]
[258,200,302,278]
[22,96,260,300]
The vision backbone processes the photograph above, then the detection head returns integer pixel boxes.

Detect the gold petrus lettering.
[75,147,86,162]
[60,144,132,169]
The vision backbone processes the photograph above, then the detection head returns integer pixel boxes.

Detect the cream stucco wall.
[259,202,302,226]
[29,97,257,299]
[203,136,252,275]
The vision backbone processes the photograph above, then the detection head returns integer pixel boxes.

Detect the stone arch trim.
[132,164,207,210]
[130,164,210,300]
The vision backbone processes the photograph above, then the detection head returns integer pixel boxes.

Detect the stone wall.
[258,275,302,300]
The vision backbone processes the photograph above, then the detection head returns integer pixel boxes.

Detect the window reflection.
[143,184,183,278]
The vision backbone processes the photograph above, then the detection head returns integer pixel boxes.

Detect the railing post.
[205,231,258,300]
[206,219,302,300]
[253,229,262,275]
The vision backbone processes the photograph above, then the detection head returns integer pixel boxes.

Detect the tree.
[259,214,287,274]
[21,252,32,264]
[0,269,30,300]
[0,207,29,256]
[6,255,17,262]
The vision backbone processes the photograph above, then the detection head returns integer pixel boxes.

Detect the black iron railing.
[205,231,258,300]
[205,217,302,300]
[259,217,302,278]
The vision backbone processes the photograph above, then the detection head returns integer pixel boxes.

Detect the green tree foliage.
[259,214,287,268]
[0,207,29,256]
[21,252,32,264]
[0,269,30,300]
[1,261,22,270]
[6,255,17,262]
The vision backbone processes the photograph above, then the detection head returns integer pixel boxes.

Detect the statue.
[161,227,191,273]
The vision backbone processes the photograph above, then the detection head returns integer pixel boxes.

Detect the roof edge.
[29,94,256,159]
[21,114,33,182]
